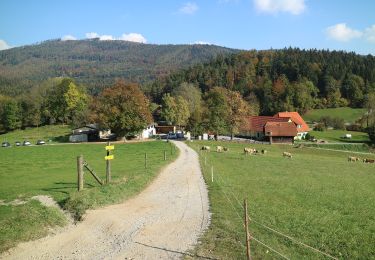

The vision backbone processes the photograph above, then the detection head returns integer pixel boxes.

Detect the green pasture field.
[187,141,375,259]
[308,129,370,143]
[0,140,178,252]
[303,107,365,123]
[0,125,72,144]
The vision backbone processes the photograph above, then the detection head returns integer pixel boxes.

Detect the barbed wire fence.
[194,143,338,260]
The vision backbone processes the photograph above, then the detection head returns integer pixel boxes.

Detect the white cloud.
[85,32,99,39]
[0,39,11,50]
[194,41,211,45]
[254,0,306,15]
[364,24,375,43]
[61,35,77,41]
[179,2,198,14]
[325,23,362,42]
[119,33,147,43]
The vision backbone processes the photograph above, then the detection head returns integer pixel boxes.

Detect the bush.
[314,123,325,131]
[346,124,362,132]
[332,117,345,130]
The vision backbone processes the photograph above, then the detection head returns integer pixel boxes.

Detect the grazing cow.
[348,156,358,162]
[283,152,292,158]
[244,147,256,155]
[363,158,375,163]
[261,149,267,154]
[223,147,229,152]
[201,146,210,152]
[216,146,224,153]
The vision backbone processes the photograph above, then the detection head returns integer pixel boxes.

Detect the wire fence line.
[200,151,338,260]
[213,168,290,259]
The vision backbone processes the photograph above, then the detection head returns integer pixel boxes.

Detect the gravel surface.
[1,141,210,260]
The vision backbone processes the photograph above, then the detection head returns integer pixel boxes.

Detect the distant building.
[140,124,156,139]
[241,116,291,140]
[69,124,114,142]
[240,111,309,144]
[264,121,298,144]
[155,125,176,135]
[274,112,310,140]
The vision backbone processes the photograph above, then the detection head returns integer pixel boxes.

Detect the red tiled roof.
[264,122,297,137]
[243,116,290,132]
[274,112,310,132]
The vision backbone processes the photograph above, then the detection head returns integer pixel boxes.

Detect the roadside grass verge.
[0,200,67,253]
[0,140,178,253]
[0,125,72,144]
[303,107,365,123]
[187,141,375,259]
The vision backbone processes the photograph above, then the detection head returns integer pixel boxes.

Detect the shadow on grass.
[134,241,217,260]
[51,135,70,143]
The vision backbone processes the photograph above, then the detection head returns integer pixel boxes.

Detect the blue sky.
[0,0,374,54]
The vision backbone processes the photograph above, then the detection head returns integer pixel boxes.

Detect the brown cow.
[363,158,375,163]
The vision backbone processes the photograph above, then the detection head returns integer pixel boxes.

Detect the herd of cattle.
[348,156,375,163]
[201,145,374,163]
[201,145,291,157]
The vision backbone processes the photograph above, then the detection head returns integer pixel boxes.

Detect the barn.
[264,121,298,144]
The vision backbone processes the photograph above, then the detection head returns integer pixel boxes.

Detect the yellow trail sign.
[105,155,114,160]
[105,145,115,151]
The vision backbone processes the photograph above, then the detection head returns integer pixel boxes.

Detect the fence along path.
[199,145,338,259]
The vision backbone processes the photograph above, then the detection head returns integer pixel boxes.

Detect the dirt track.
[2,141,210,260]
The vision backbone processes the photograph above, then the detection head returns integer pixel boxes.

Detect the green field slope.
[0,125,72,144]
[0,140,178,252]
[303,107,365,123]
[188,141,375,259]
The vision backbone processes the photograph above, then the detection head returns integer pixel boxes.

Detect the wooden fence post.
[244,199,251,260]
[145,152,147,169]
[77,155,84,191]
[106,142,111,184]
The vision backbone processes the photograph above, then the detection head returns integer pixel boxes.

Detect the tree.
[203,87,229,136]
[174,96,190,128]
[43,78,88,124]
[226,90,251,139]
[2,99,22,131]
[161,94,177,125]
[93,80,152,138]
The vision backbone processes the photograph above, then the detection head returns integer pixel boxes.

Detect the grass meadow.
[0,140,178,252]
[187,141,375,259]
[0,125,72,144]
[303,107,365,123]
[308,130,370,143]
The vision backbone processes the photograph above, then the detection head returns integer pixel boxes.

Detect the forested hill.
[149,48,375,115]
[0,39,238,95]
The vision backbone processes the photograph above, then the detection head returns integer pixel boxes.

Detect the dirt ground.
[1,141,210,260]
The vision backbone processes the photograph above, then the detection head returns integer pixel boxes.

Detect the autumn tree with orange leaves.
[93,80,152,138]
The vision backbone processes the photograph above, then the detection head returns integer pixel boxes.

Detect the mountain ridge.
[0,39,240,95]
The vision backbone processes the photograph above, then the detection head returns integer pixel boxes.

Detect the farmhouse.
[241,116,291,140]
[69,124,113,142]
[274,112,310,140]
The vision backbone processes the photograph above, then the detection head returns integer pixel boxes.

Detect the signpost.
[105,142,114,184]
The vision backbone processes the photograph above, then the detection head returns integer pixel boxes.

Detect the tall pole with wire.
[244,199,251,260]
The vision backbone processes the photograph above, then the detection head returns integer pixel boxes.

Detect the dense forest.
[1,42,375,142]
[0,39,238,96]
[148,48,375,115]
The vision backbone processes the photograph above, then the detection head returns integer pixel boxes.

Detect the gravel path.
[2,141,210,260]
